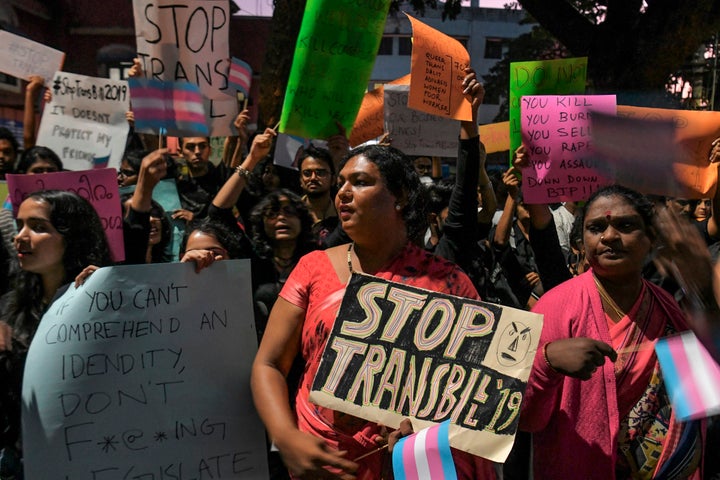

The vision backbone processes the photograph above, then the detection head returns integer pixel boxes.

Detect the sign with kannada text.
[509,57,587,162]
[309,273,543,463]
[132,0,237,136]
[7,169,125,262]
[520,95,616,203]
[384,85,459,157]
[22,261,269,479]
[280,0,392,139]
[36,72,130,171]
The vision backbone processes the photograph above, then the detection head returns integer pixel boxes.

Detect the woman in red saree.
[520,185,704,479]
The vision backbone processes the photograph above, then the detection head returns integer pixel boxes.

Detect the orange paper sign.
[349,74,411,147]
[617,106,720,198]
[479,121,510,154]
[405,14,471,121]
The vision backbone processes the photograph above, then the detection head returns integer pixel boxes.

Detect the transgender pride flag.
[392,421,457,480]
[655,331,720,421]
[128,78,208,137]
[229,57,252,96]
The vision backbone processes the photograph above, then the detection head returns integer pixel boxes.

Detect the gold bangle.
[542,342,560,373]
[235,165,251,179]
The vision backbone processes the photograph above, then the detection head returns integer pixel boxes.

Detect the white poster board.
[22,260,269,479]
[384,84,459,157]
[0,31,65,83]
[132,0,238,136]
[36,71,130,171]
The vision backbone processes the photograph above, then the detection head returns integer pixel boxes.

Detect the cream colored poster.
[309,273,543,463]
[22,260,268,479]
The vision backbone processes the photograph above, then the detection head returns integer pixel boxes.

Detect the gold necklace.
[593,275,626,320]
[347,242,354,273]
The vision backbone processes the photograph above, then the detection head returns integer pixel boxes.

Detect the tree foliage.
[482,22,571,122]
[517,0,720,97]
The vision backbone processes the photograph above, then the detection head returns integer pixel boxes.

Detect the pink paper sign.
[7,169,124,262]
[520,95,616,203]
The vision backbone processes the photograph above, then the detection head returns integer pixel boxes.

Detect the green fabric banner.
[280,0,391,139]
[509,57,588,161]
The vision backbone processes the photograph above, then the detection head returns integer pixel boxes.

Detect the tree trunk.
[257,0,307,129]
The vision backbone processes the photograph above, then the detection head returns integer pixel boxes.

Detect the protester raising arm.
[222,109,251,168]
[211,127,276,212]
[23,75,45,150]
[513,145,572,290]
[434,67,484,265]
[123,149,168,264]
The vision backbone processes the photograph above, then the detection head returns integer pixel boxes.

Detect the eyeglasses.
[184,142,209,151]
[301,168,330,179]
[263,205,299,219]
[415,164,432,173]
[118,169,137,178]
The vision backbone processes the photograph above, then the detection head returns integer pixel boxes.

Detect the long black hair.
[3,190,112,346]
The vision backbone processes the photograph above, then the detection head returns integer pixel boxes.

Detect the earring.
[395,204,402,211]
[600,235,605,241]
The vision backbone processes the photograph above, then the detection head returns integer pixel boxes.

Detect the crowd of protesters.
[0,57,719,480]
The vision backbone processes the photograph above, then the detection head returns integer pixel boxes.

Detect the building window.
[484,38,504,59]
[377,36,394,55]
[0,73,20,93]
[398,36,413,56]
[454,37,469,49]
[108,63,134,81]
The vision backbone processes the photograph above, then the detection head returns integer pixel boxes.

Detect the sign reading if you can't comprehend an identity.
[309,273,543,463]
[22,260,269,479]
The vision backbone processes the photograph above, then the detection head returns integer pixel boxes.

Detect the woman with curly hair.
[248,189,318,338]
[0,190,112,478]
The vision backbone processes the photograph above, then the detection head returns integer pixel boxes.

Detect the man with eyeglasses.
[175,136,233,222]
[297,145,339,242]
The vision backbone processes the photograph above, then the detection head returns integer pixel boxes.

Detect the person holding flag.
[519,184,707,479]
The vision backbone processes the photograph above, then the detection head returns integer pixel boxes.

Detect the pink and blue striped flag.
[128,78,208,137]
[392,421,457,480]
[655,331,720,421]
[229,57,252,96]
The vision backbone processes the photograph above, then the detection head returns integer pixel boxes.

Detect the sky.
[236,0,510,17]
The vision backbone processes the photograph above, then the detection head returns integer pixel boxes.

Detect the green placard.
[509,57,588,162]
[280,0,392,139]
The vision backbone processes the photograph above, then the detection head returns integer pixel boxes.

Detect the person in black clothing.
[174,136,233,222]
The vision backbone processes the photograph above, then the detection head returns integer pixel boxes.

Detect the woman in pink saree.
[520,185,704,480]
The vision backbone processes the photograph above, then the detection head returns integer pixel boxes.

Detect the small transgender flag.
[229,57,252,96]
[128,78,208,137]
[655,331,720,421]
[392,421,457,480]
[92,152,110,169]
